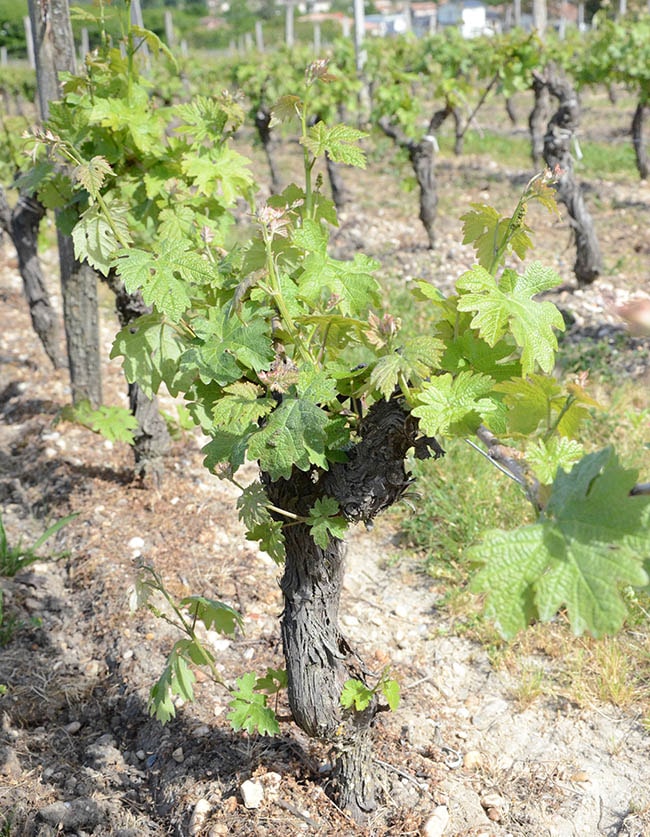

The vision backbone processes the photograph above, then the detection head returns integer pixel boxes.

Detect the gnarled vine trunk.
[254,105,282,194]
[264,400,443,821]
[541,66,602,287]
[632,101,649,181]
[107,271,171,480]
[378,107,450,249]
[29,0,103,406]
[529,71,550,168]
[0,187,66,369]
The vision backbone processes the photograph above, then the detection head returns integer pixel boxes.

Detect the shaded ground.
[1,96,650,836]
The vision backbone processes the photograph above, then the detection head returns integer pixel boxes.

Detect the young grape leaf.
[148,640,197,723]
[369,353,406,401]
[60,400,139,444]
[73,155,114,198]
[307,497,348,548]
[470,447,650,638]
[526,436,584,485]
[246,518,286,564]
[179,596,243,635]
[302,122,368,168]
[181,145,254,204]
[456,262,564,375]
[297,251,381,316]
[228,672,280,736]
[412,371,499,437]
[72,201,132,276]
[113,240,216,321]
[211,382,274,431]
[380,678,400,711]
[202,429,253,476]
[495,376,590,438]
[255,667,288,695]
[110,313,191,398]
[237,482,273,530]
[340,679,374,711]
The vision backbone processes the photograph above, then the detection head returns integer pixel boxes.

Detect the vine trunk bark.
[254,106,282,194]
[541,67,602,287]
[378,107,450,249]
[107,271,171,480]
[0,187,66,369]
[529,72,550,168]
[29,0,103,406]
[632,101,649,181]
[264,399,443,821]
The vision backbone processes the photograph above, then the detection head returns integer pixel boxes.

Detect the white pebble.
[240,779,264,809]
[421,805,450,836]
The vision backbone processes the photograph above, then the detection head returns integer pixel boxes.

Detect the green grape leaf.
[380,678,400,711]
[340,678,374,711]
[113,240,215,322]
[148,666,177,723]
[527,437,584,485]
[72,200,132,276]
[237,482,272,531]
[297,251,381,317]
[228,672,280,736]
[179,596,243,635]
[60,400,138,444]
[181,145,254,204]
[470,448,650,638]
[157,204,196,241]
[211,382,274,431]
[90,92,163,154]
[307,497,348,548]
[13,160,55,197]
[202,429,252,477]
[246,518,286,564]
[73,155,114,198]
[148,640,197,723]
[255,667,288,695]
[302,122,368,168]
[110,313,191,398]
[412,371,498,437]
[130,24,178,66]
[369,353,406,401]
[456,262,564,375]
[460,203,506,268]
[271,95,302,126]
[247,397,330,480]
[181,317,274,388]
[495,376,589,438]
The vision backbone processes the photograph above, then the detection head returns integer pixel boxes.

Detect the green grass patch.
[437,129,532,169]
[575,140,637,179]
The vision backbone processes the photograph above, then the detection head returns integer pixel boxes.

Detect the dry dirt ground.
[2,114,650,837]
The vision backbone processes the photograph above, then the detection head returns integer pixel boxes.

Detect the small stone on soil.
[421,805,450,836]
[171,747,184,763]
[64,721,82,734]
[240,779,264,809]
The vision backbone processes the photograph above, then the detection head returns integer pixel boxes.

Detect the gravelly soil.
[2,101,650,837]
